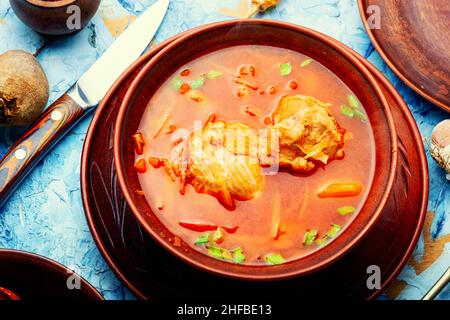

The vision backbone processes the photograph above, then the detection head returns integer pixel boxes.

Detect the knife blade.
[0,0,169,208]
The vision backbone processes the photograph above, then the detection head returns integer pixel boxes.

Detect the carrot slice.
[132,132,145,155]
[317,183,362,198]
[134,159,147,174]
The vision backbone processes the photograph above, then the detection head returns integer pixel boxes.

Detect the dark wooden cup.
[10,0,101,35]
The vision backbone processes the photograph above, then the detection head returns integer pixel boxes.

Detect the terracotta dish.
[10,0,100,35]
[113,20,397,280]
[0,249,103,300]
[359,0,450,112]
[81,30,428,299]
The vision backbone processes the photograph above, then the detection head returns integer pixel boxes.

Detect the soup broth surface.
[136,45,375,266]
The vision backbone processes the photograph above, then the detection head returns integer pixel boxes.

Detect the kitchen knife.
[0,0,169,208]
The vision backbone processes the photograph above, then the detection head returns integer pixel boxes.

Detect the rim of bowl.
[114,19,398,281]
[0,249,104,300]
[25,0,78,8]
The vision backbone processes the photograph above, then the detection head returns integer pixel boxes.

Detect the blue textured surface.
[0,0,448,300]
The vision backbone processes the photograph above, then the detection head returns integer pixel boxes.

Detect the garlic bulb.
[430,119,450,175]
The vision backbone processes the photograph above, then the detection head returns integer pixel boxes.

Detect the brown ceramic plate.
[0,249,103,300]
[81,28,427,299]
[10,0,101,35]
[113,20,397,280]
[359,0,450,112]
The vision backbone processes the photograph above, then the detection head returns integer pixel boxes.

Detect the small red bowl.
[114,20,398,281]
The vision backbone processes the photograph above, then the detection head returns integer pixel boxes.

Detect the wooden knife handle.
[0,94,85,208]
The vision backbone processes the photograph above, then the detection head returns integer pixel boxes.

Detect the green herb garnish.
[325,224,342,238]
[353,108,367,121]
[303,229,318,245]
[340,104,354,118]
[338,205,356,216]
[207,70,223,79]
[316,237,327,247]
[264,253,286,265]
[232,247,246,264]
[280,63,292,77]
[207,245,224,259]
[172,76,183,90]
[190,77,205,89]
[194,233,210,245]
[348,95,360,109]
[301,58,313,67]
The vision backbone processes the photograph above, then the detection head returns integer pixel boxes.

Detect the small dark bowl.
[10,0,100,35]
[0,249,103,300]
[114,20,398,281]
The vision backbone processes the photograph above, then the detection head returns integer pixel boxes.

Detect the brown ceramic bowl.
[10,0,100,35]
[114,20,398,281]
[0,249,103,300]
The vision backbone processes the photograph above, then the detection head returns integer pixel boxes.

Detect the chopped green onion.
[325,224,342,238]
[194,233,210,245]
[190,77,205,89]
[348,95,360,109]
[264,253,286,265]
[340,104,354,118]
[232,247,246,264]
[353,109,368,121]
[338,205,356,216]
[302,229,318,245]
[301,58,313,67]
[207,70,223,79]
[207,245,224,259]
[316,238,327,247]
[172,76,183,90]
[280,63,292,77]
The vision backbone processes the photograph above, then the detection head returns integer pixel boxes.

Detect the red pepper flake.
[222,226,239,234]
[237,87,249,98]
[269,86,277,95]
[274,225,287,240]
[165,123,177,134]
[132,132,145,155]
[149,157,163,169]
[234,78,258,90]
[178,222,239,233]
[289,80,298,90]
[179,222,218,232]
[180,68,191,77]
[134,158,147,174]
[135,189,145,196]
[244,105,257,116]
[179,83,190,94]
[249,66,255,77]
[239,66,249,75]
[264,116,273,125]
[259,90,265,95]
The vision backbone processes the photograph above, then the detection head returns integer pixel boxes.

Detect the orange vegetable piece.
[317,182,362,198]
[180,83,190,94]
[132,132,145,155]
[289,80,298,90]
[180,69,191,77]
[134,159,147,174]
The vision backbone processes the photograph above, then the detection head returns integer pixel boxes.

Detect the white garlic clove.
[430,119,450,173]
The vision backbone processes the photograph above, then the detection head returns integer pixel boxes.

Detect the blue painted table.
[0,0,448,300]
